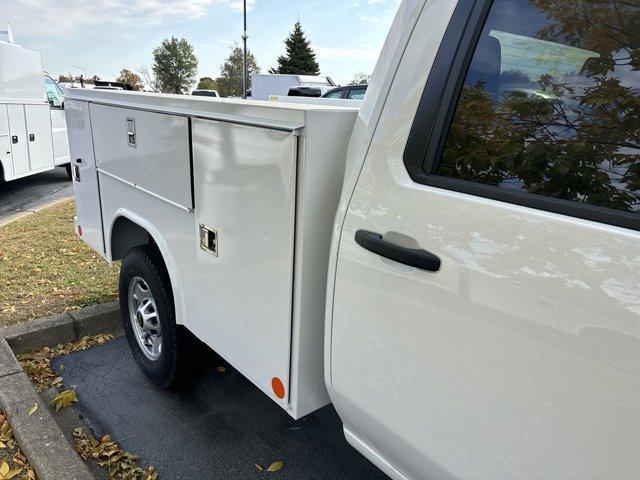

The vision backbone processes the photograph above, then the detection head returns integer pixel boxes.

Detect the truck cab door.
[66,100,104,255]
[45,75,70,165]
[329,1,640,479]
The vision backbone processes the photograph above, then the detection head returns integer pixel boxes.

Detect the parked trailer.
[0,32,69,182]
[68,0,640,479]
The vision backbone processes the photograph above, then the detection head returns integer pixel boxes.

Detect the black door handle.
[11,135,17,144]
[29,133,35,142]
[355,230,441,272]
[75,158,82,164]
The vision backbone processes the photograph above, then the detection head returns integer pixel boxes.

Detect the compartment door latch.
[199,224,218,257]
[126,117,136,147]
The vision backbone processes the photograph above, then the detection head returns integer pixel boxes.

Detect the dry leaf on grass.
[27,405,37,417]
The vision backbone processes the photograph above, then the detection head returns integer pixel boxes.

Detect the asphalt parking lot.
[0,168,72,224]
[52,337,388,479]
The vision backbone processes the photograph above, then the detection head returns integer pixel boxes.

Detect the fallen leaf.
[266,460,284,472]
[27,404,38,416]
[256,464,264,472]
[0,461,21,480]
[49,390,77,411]
[216,366,226,373]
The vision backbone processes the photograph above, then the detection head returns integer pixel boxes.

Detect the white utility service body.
[65,90,358,418]
[0,38,69,181]
[69,0,640,479]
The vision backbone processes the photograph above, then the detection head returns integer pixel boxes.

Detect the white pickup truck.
[67,0,640,478]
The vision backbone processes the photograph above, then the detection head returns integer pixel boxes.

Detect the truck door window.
[436,0,640,215]
[347,88,366,100]
[44,76,64,108]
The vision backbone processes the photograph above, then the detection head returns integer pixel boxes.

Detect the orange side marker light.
[271,377,285,399]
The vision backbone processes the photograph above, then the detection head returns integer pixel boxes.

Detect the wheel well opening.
[110,217,156,261]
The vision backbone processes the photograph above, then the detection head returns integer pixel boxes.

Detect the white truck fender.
[107,209,187,326]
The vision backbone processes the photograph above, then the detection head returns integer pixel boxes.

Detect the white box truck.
[251,73,335,100]
[67,0,640,478]
[0,30,70,182]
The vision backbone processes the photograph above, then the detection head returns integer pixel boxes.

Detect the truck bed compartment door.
[66,99,105,255]
[7,105,29,175]
[192,118,297,408]
[24,104,54,171]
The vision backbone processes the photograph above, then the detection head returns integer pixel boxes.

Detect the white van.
[0,29,70,182]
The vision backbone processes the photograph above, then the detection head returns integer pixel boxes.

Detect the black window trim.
[402,0,640,232]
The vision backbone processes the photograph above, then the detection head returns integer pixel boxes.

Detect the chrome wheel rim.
[128,276,162,361]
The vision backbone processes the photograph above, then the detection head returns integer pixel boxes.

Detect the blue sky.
[4,0,399,86]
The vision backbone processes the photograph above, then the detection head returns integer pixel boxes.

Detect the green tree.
[152,37,198,94]
[116,69,143,91]
[217,45,260,97]
[349,72,371,85]
[269,21,320,75]
[196,76,218,91]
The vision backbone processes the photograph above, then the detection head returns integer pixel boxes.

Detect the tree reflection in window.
[438,0,640,213]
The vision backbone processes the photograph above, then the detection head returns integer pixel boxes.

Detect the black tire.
[65,164,72,180]
[119,244,192,388]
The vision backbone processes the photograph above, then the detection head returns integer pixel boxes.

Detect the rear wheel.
[119,244,190,388]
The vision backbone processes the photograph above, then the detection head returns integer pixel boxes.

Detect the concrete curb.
[0,302,122,480]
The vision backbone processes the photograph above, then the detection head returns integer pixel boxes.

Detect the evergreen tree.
[269,21,320,75]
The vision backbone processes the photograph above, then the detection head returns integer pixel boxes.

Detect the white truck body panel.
[90,105,192,210]
[0,40,69,181]
[66,89,358,419]
[269,95,363,108]
[326,0,640,479]
[0,41,44,104]
[65,100,104,255]
[251,74,334,101]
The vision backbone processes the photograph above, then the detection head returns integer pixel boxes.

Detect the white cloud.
[228,0,256,13]
[3,0,252,38]
[315,46,380,61]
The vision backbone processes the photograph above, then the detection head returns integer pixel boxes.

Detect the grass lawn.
[0,200,119,327]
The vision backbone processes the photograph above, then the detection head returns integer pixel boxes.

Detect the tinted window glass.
[324,90,343,98]
[347,88,366,100]
[438,0,640,213]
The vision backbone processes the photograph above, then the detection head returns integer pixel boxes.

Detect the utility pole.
[242,0,248,99]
